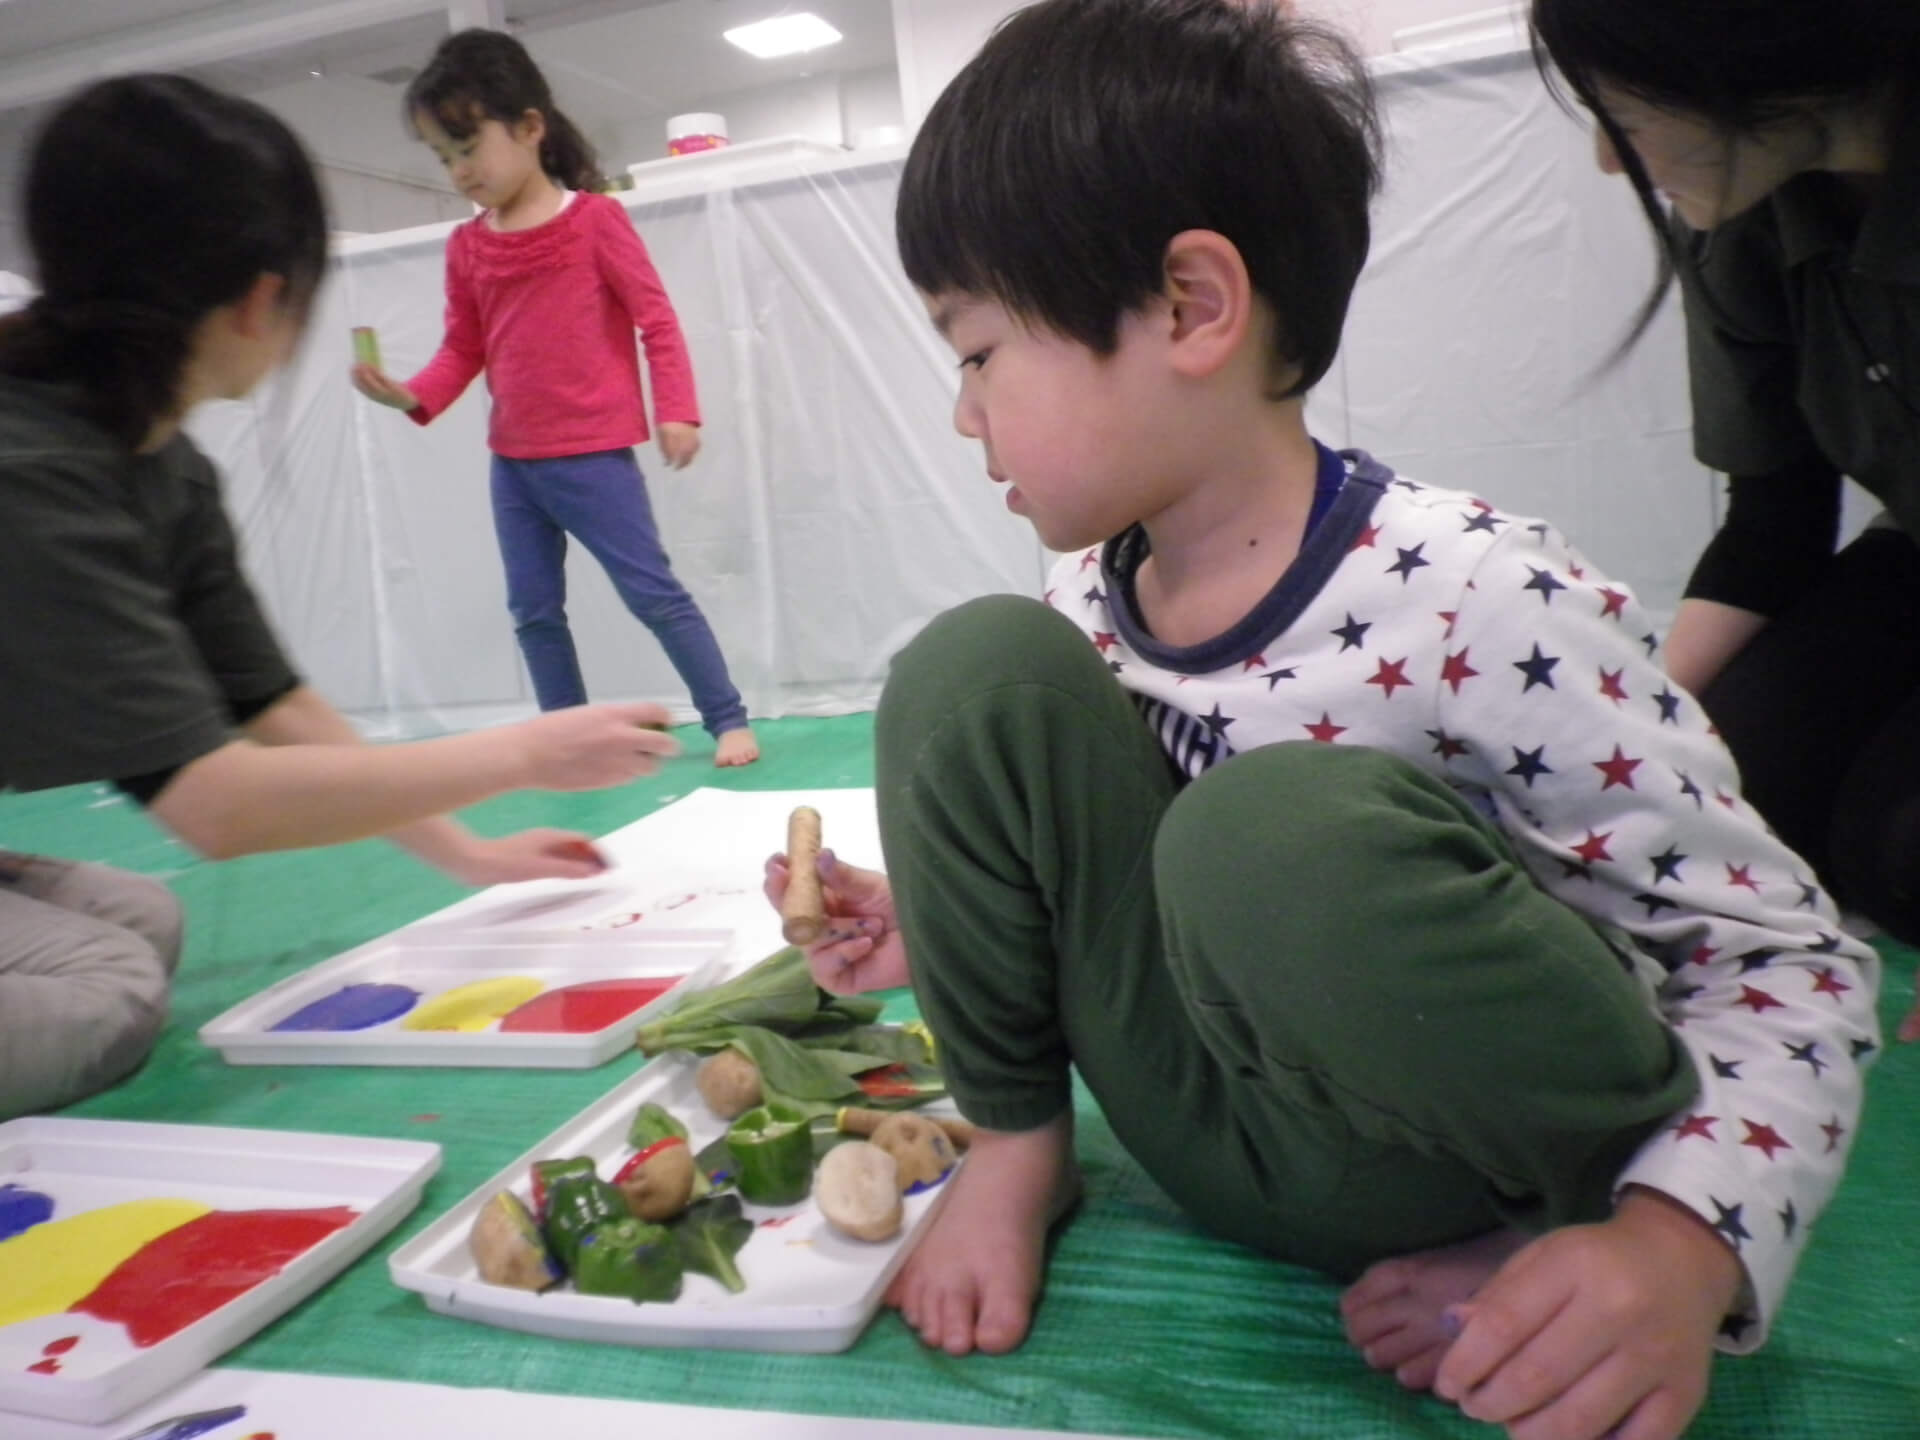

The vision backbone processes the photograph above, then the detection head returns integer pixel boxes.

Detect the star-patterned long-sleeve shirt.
[1045,444,1881,1351]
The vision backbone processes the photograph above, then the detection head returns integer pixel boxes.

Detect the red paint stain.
[856,1064,921,1099]
[41,1336,79,1355]
[758,1215,798,1230]
[662,893,698,910]
[71,1207,357,1347]
[496,977,683,1034]
[26,1357,59,1374]
[410,1114,442,1124]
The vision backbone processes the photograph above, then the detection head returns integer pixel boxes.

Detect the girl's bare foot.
[886,1110,1080,1356]
[1338,1226,1531,1390]
[714,728,759,767]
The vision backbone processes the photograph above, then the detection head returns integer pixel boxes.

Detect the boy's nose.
[952,394,983,441]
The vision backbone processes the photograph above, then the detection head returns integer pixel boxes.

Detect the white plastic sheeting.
[186,43,1789,738]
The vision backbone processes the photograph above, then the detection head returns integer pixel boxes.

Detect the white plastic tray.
[198,929,730,1068]
[0,1117,439,1425]
[388,1057,959,1353]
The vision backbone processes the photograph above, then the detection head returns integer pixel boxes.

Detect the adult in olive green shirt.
[1532,0,1920,1041]
[0,76,680,1119]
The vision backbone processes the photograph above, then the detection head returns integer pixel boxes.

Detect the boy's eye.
[958,351,990,372]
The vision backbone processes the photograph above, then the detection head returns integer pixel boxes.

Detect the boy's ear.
[1160,230,1252,380]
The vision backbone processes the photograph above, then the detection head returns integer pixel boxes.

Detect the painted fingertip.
[1440,1306,1465,1339]
[817,847,838,877]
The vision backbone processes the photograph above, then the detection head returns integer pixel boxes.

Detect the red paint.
[70,1207,357,1347]
[614,1137,687,1184]
[27,1358,59,1374]
[41,1336,79,1356]
[856,1064,921,1099]
[496,977,682,1034]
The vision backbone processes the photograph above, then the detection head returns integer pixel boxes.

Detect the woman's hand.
[657,421,701,470]
[762,849,909,993]
[514,703,680,790]
[1433,1187,1742,1440]
[350,362,420,411]
[437,829,609,885]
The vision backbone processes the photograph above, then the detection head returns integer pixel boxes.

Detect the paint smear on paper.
[496,976,683,1033]
[0,1183,54,1241]
[73,1206,357,1345]
[270,983,419,1032]
[400,976,544,1032]
[0,1199,211,1328]
[116,1403,249,1440]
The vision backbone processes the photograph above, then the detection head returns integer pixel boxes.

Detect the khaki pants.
[0,851,182,1120]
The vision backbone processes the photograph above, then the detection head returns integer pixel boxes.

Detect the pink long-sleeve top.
[404,190,700,460]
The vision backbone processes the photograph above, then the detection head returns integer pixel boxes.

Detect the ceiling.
[0,0,899,129]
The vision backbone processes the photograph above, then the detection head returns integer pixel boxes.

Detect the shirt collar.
[1771,116,1920,282]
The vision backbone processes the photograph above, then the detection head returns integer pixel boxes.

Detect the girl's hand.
[657,421,700,470]
[762,849,910,993]
[514,702,680,790]
[350,362,420,411]
[1433,1188,1742,1440]
[438,828,609,885]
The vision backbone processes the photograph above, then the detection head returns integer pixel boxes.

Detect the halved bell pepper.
[542,1171,628,1275]
[571,1216,684,1303]
[726,1103,812,1206]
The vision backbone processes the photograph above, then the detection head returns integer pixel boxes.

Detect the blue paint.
[270,982,420,1031]
[114,1405,247,1440]
[0,1182,53,1240]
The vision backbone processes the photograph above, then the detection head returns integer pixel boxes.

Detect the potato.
[469,1190,558,1290]
[869,1112,958,1192]
[816,1142,904,1242]
[696,1049,763,1120]
[617,1144,696,1222]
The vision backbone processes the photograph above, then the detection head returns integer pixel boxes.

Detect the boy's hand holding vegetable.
[761,850,909,994]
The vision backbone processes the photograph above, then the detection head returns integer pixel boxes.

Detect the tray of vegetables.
[386,947,970,1352]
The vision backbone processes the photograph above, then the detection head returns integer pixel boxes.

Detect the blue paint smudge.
[0,1183,54,1240]
[270,982,420,1031]
[114,1404,248,1440]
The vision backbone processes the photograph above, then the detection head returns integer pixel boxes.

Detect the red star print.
[1043,589,1056,607]
[1440,648,1479,693]
[1715,789,1738,809]
[1091,631,1120,654]
[1241,653,1268,672]
[1568,561,1586,579]
[1821,1115,1847,1152]
[1352,524,1381,550]
[1079,549,1100,571]
[1597,667,1629,704]
[1367,657,1414,698]
[1671,1113,1718,1142]
[1725,863,1761,892]
[1572,830,1614,864]
[1593,745,1642,790]
[1304,712,1347,743]
[1737,985,1784,1014]
[1740,1119,1792,1161]
[1810,967,1853,1001]
[1689,944,1720,967]
[1597,586,1629,619]
[1438,609,1457,630]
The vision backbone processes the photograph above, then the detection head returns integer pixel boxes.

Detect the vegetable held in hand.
[727,1103,813,1205]
[469,1191,562,1291]
[572,1216,684,1303]
[781,806,827,945]
[673,1194,753,1293]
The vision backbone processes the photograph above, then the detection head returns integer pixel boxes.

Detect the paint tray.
[0,1116,439,1424]
[198,928,731,1069]
[388,1054,960,1353]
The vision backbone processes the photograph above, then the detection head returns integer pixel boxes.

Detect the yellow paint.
[0,1197,211,1329]
[400,976,544,1032]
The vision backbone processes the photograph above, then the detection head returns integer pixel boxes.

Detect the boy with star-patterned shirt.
[790,3,1880,1436]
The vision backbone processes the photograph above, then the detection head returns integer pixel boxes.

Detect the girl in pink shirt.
[352,29,757,766]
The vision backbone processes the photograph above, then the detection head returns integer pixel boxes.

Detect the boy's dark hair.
[897,0,1381,397]
[0,74,328,449]
[1530,0,1920,355]
[407,29,605,193]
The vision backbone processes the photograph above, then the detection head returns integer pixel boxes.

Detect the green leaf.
[672,1194,754,1293]
[722,1027,864,1101]
[635,947,824,1054]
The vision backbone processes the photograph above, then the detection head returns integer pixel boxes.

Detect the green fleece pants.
[876,596,1698,1277]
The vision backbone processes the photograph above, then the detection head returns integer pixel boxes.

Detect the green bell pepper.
[571,1216,684,1303]
[726,1103,813,1206]
[542,1171,628,1274]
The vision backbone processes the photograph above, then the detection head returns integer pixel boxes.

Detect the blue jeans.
[489,448,747,736]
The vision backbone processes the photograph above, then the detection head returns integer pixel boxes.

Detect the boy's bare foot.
[1338,1226,1531,1390]
[714,728,759,767]
[886,1110,1080,1356]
